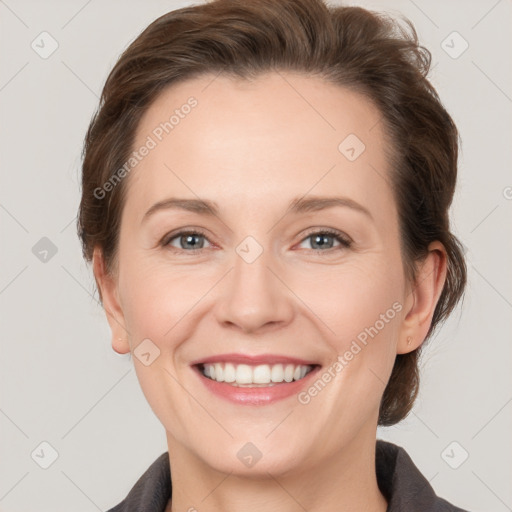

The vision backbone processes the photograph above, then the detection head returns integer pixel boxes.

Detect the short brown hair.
[78,0,467,426]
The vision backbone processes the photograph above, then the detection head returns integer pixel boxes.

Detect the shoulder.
[106,451,171,512]
[376,439,470,512]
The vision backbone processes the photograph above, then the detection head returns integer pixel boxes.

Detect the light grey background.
[0,0,510,511]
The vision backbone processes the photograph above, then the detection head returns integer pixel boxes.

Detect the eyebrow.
[142,195,373,222]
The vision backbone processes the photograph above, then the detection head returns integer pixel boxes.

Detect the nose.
[214,245,295,334]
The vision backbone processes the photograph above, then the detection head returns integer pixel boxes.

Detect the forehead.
[125,71,394,222]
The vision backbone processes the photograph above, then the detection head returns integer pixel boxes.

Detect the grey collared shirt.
[106,440,469,511]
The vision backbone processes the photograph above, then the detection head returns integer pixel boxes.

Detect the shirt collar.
[107,440,467,512]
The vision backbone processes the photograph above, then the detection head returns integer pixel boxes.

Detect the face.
[99,72,420,476]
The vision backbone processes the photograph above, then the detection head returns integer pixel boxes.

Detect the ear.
[92,247,131,354]
[397,241,448,354]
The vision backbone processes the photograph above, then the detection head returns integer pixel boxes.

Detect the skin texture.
[94,72,447,512]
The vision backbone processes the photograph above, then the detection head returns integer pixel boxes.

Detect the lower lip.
[193,366,321,405]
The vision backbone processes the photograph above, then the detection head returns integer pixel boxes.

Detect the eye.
[161,228,352,253]
[162,230,212,251]
[297,229,352,252]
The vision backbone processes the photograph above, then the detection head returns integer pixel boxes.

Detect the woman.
[78,0,468,510]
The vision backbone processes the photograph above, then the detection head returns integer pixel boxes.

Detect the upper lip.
[190,353,320,366]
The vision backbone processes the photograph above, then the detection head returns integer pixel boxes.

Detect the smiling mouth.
[196,362,318,387]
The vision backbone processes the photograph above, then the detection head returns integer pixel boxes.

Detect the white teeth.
[271,364,284,383]
[201,362,313,385]
[283,364,294,382]
[253,364,271,384]
[223,362,236,383]
[235,364,252,384]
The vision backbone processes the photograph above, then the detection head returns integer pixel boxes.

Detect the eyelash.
[161,228,353,254]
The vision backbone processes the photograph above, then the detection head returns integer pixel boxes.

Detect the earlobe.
[397,241,448,354]
[92,247,131,355]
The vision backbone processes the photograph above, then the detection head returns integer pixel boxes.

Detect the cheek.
[118,263,205,349]
[298,255,405,410]
[301,256,404,339]
[117,263,209,433]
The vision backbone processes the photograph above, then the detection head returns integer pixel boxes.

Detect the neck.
[165,430,388,512]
